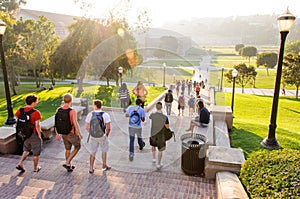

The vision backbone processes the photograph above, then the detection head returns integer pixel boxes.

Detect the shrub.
[94,85,116,107]
[240,149,300,198]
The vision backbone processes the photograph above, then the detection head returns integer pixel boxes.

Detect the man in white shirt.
[85,100,111,173]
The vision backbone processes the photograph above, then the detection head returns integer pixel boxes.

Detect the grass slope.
[217,92,300,158]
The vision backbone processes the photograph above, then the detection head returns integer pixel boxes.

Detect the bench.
[216,172,249,199]
[72,106,86,120]
[214,120,230,147]
[0,126,17,154]
[199,89,211,106]
[40,116,55,140]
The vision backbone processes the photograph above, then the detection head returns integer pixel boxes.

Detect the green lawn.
[216,92,300,158]
[0,84,165,125]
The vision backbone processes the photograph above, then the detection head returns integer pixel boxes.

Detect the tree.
[225,63,257,93]
[240,46,257,64]
[282,54,300,99]
[0,0,26,16]
[256,52,278,76]
[285,40,300,55]
[17,16,59,88]
[235,44,244,55]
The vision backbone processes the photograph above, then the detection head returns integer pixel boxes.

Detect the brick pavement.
[0,106,217,199]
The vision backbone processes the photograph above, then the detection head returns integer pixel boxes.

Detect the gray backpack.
[89,112,106,138]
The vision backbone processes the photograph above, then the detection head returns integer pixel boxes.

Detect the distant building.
[16,9,77,40]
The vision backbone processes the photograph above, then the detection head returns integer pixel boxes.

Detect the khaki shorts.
[23,133,42,156]
[62,133,81,150]
[90,135,109,154]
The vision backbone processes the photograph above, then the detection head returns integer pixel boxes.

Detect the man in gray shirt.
[149,102,170,170]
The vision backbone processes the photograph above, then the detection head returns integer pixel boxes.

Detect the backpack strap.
[26,108,36,115]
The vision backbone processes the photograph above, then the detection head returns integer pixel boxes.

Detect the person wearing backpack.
[164,90,173,116]
[85,100,111,173]
[125,98,146,161]
[15,94,42,173]
[149,102,170,170]
[55,93,82,172]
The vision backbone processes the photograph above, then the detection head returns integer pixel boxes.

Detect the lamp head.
[232,69,238,78]
[163,63,166,67]
[118,66,123,74]
[0,20,6,35]
[278,8,296,32]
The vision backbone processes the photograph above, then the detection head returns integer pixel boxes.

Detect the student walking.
[149,102,170,170]
[187,94,196,117]
[55,93,82,172]
[132,81,148,108]
[178,92,185,116]
[16,94,42,173]
[164,89,174,115]
[125,98,146,161]
[85,100,111,173]
[119,83,130,112]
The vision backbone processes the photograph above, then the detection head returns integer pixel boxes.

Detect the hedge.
[240,149,300,198]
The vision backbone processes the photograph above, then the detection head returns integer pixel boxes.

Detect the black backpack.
[165,93,173,103]
[129,107,141,125]
[55,108,72,135]
[16,108,36,141]
[89,112,106,138]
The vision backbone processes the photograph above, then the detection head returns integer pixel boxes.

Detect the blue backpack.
[129,107,141,125]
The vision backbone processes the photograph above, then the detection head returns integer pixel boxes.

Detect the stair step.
[0,154,216,198]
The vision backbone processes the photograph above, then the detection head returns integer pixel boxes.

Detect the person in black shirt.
[186,100,210,132]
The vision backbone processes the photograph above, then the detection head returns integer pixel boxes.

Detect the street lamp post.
[261,9,296,150]
[0,21,16,125]
[163,62,166,87]
[220,66,224,91]
[118,66,123,85]
[231,69,238,114]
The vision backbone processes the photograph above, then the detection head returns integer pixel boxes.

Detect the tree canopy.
[282,54,300,99]
[225,63,257,93]
[240,46,257,64]
[256,52,278,75]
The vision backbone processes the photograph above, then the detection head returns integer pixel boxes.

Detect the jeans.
[165,102,172,115]
[129,127,144,155]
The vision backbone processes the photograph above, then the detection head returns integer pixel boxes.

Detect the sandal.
[63,164,73,172]
[89,169,94,174]
[16,165,25,172]
[34,166,42,172]
[102,166,111,171]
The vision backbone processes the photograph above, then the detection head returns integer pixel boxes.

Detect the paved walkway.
[223,87,297,97]
[0,97,216,198]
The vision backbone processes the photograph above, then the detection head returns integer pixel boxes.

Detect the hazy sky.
[22,0,300,27]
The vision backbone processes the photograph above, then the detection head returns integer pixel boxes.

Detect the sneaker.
[156,164,163,170]
[139,141,145,150]
[152,159,156,163]
[129,154,134,161]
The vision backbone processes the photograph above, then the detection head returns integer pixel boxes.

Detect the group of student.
[15,87,171,173]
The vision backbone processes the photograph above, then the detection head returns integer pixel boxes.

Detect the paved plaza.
[0,99,217,198]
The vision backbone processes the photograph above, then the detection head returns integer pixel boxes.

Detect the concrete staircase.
[0,154,217,198]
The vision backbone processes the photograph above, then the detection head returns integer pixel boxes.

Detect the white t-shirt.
[85,110,111,124]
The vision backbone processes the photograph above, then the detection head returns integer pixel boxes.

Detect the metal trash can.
[80,98,89,115]
[181,133,206,176]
